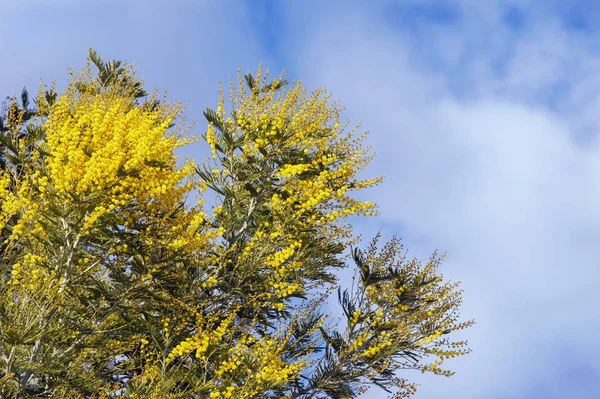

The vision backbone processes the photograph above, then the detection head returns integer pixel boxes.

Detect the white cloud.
[284,1,600,397]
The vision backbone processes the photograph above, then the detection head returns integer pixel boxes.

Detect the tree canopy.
[0,49,473,399]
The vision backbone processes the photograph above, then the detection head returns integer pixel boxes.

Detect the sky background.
[1,0,600,397]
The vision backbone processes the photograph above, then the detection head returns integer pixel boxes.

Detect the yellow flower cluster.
[209,386,236,398]
[42,82,195,234]
[9,262,21,282]
[166,314,233,364]
[206,124,218,159]
[8,253,50,289]
[362,331,393,358]
[243,337,304,396]
[341,234,474,380]
[0,170,45,242]
[349,309,362,326]
[276,162,312,179]
[264,240,301,272]
[202,275,218,288]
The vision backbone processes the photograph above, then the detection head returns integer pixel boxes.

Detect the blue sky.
[2,0,600,397]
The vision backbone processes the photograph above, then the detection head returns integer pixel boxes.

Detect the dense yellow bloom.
[42,82,197,235]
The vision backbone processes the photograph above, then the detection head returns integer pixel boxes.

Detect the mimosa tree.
[0,50,473,399]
